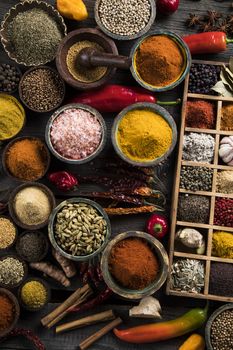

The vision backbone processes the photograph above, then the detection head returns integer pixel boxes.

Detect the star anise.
[216,19,231,33]
[205,10,222,25]
[226,15,233,24]
[199,21,214,32]
[186,13,201,27]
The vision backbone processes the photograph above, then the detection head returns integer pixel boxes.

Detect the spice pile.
[180,166,213,192]
[7,8,63,65]
[178,194,210,224]
[0,63,20,93]
[98,0,151,37]
[182,133,215,163]
[135,35,184,87]
[185,100,215,129]
[209,262,233,296]
[0,217,16,250]
[212,231,233,259]
[66,41,107,83]
[188,63,220,94]
[13,186,52,227]
[20,68,64,112]
[54,202,108,256]
[5,138,48,181]
[50,108,102,160]
[20,280,48,310]
[117,109,172,162]
[221,103,233,131]
[216,171,233,194]
[214,197,233,227]
[0,94,24,141]
[0,257,25,287]
[210,309,233,350]
[0,292,15,333]
[16,232,47,262]
[109,237,159,290]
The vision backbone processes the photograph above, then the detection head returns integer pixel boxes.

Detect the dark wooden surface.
[0,0,232,349]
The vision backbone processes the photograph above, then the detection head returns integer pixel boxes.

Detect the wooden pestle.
[77,47,131,70]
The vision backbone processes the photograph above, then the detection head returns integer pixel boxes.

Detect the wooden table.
[0,0,232,349]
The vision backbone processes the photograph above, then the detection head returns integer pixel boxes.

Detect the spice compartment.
[167,59,233,302]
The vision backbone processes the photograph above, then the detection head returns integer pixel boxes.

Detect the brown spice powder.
[221,103,233,131]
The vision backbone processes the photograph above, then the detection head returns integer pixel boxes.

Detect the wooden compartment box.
[166,60,233,302]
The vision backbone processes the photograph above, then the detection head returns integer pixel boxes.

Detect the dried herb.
[212,57,233,97]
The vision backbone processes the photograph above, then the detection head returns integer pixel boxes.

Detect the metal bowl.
[94,0,156,41]
[0,0,67,67]
[0,288,20,338]
[130,30,191,92]
[111,102,177,167]
[16,231,49,262]
[0,254,28,289]
[0,215,18,252]
[101,231,169,300]
[45,103,107,165]
[2,136,51,182]
[18,277,50,312]
[48,198,111,262]
[205,303,233,350]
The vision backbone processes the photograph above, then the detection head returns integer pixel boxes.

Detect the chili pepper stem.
[157,98,181,106]
[226,38,233,44]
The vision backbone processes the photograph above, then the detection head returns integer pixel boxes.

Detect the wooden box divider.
[166,59,233,302]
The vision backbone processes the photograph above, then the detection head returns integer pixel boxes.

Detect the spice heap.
[8,8,63,66]
[219,136,233,166]
[0,293,14,333]
[216,171,233,194]
[20,68,64,112]
[135,35,184,87]
[5,138,48,181]
[0,217,16,250]
[98,0,151,36]
[20,280,48,310]
[178,194,210,224]
[188,63,220,94]
[0,63,20,93]
[212,231,233,259]
[171,259,204,293]
[185,100,215,129]
[16,232,47,262]
[0,257,25,286]
[221,103,233,131]
[209,262,233,296]
[0,94,24,141]
[210,309,233,350]
[13,186,52,226]
[66,41,107,83]
[180,166,213,192]
[54,202,108,256]
[183,133,215,163]
[214,197,233,227]
[50,108,102,160]
[109,237,159,290]
[117,109,172,162]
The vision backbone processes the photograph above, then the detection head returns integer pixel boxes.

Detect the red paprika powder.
[185,100,215,129]
[0,294,14,332]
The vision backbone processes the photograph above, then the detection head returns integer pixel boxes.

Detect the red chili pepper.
[48,171,78,191]
[70,85,180,113]
[146,213,168,239]
[0,328,45,350]
[183,32,233,55]
[69,287,112,313]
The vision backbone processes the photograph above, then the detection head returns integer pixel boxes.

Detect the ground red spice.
[0,294,14,331]
[185,100,215,129]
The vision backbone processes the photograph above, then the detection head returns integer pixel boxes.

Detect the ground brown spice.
[221,103,233,131]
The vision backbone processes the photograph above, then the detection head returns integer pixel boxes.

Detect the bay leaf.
[211,81,233,97]
[229,56,233,73]
[220,68,233,91]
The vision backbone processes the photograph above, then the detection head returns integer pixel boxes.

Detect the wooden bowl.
[56,28,118,90]
[16,231,49,262]
[19,66,66,113]
[8,182,56,230]
[0,254,28,289]
[0,62,22,94]
[0,0,67,66]
[0,215,18,252]
[0,288,20,337]
[2,136,51,182]
[18,277,50,312]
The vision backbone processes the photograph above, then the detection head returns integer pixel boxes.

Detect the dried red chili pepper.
[48,171,78,191]
[0,328,45,350]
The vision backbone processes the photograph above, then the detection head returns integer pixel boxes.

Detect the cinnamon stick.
[104,205,164,215]
[78,317,122,350]
[41,284,92,328]
[56,310,115,334]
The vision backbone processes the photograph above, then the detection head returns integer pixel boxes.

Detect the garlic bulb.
[219,136,233,166]
[175,228,205,254]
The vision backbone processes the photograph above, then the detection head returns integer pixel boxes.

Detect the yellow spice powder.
[212,231,233,259]
[117,109,172,162]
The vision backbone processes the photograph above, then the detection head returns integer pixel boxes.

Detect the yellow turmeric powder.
[212,231,233,259]
[117,109,172,162]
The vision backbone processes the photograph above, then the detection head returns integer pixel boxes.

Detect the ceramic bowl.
[0,288,20,337]
[56,28,118,90]
[45,103,107,165]
[2,136,51,182]
[8,182,56,230]
[94,0,156,41]
[0,215,18,252]
[205,303,233,350]
[16,231,49,262]
[101,231,169,300]
[18,277,50,312]
[111,102,177,167]
[0,254,28,289]
[48,198,111,262]
[0,0,67,66]
[19,66,66,113]
[130,30,191,92]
